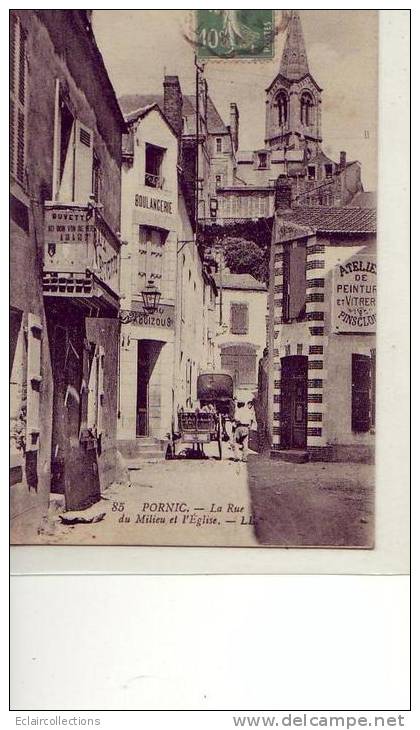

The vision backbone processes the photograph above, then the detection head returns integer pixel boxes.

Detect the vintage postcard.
[10,9,382,549]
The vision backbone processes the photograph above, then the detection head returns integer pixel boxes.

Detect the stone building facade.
[117,94,217,459]
[10,10,125,532]
[267,205,376,462]
[213,271,267,402]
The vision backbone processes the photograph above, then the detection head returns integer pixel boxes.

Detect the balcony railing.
[145,172,164,189]
[43,202,120,302]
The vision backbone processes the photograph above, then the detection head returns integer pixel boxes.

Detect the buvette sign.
[332,254,376,333]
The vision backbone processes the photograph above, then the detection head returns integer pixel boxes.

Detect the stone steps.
[117,438,166,462]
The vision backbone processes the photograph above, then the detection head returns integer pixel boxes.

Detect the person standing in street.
[233,401,254,462]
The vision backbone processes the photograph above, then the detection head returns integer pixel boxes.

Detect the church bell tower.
[265,11,322,158]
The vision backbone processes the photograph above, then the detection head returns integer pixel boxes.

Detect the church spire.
[279,10,310,80]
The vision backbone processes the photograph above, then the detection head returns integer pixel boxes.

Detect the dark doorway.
[136,340,161,437]
[280,355,308,449]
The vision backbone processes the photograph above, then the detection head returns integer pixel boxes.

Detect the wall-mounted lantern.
[141,278,161,314]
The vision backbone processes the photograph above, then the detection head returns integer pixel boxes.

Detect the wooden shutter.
[10,14,27,185]
[58,109,75,202]
[370,348,376,428]
[87,344,99,431]
[351,354,371,432]
[239,353,256,386]
[26,314,42,451]
[74,120,93,202]
[230,303,248,335]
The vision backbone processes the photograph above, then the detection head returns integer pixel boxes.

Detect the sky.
[93,10,378,190]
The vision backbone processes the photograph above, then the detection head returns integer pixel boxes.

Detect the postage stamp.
[196,9,274,59]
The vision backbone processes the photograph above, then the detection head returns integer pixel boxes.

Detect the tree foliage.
[222,237,269,284]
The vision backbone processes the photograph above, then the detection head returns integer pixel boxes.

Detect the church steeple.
[279,10,310,80]
[265,10,322,155]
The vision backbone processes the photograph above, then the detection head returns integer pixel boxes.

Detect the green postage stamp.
[196,9,274,59]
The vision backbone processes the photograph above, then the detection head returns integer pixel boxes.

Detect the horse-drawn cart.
[176,372,234,459]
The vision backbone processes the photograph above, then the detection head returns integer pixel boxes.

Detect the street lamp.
[141,278,161,314]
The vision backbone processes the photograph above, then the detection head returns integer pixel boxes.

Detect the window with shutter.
[230,303,249,335]
[351,354,371,432]
[53,83,94,203]
[56,96,75,201]
[138,227,164,294]
[74,120,94,202]
[282,243,306,322]
[10,14,27,186]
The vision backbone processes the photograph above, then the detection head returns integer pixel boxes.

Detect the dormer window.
[300,92,313,126]
[258,152,268,169]
[145,143,164,188]
[277,90,288,126]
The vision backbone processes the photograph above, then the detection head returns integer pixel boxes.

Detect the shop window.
[10,13,27,186]
[216,137,222,154]
[138,227,165,293]
[145,143,165,188]
[308,166,316,181]
[230,302,249,335]
[282,243,307,323]
[325,164,333,179]
[351,354,371,432]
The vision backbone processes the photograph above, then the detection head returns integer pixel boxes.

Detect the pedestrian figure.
[233,401,254,462]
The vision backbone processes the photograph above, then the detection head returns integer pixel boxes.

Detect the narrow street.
[31,443,259,546]
[14,445,374,548]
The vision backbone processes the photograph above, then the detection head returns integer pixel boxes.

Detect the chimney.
[275,177,292,211]
[229,103,239,152]
[163,75,183,140]
[340,151,347,170]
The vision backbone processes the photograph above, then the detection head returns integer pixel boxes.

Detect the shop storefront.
[268,209,376,462]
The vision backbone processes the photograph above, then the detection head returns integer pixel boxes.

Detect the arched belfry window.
[277,90,288,126]
[300,92,313,126]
